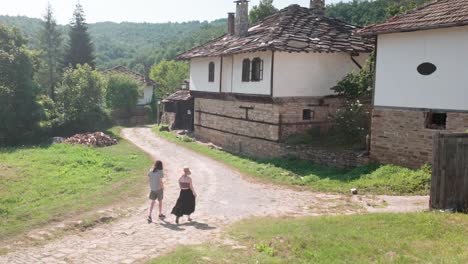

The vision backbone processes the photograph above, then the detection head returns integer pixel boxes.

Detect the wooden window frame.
[251,57,263,82]
[208,62,215,82]
[242,58,251,82]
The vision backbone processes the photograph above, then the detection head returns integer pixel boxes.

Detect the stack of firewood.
[64,132,118,147]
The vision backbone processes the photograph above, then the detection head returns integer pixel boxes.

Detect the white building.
[177,0,374,157]
[359,0,468,167]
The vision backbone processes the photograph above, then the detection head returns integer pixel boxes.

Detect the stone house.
[160,81,194,131]
[359,0,468,168]
[176,0,374,157]
[104,65,156,106]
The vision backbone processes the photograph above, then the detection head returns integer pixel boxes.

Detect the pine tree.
[38,3,63,100]
[249,0,278,24]
[64,2,95,69]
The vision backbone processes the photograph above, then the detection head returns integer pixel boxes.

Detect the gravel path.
[0,127,429,264]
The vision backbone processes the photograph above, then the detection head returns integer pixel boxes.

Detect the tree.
[57,64,108,132]
[249,0,278,24]
[149,60,189,98]
[64,3,95,69]
[37,3,63,100]
[106,74,142,111]
[0,25,41,144]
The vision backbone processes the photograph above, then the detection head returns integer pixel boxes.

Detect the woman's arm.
[189,178,197,197]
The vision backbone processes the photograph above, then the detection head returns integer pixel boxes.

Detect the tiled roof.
[162,89,192,102]
[177,5,374,60]
[104,65,156,86]
[359,0,468,35]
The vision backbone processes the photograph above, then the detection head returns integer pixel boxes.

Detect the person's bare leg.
[188,214,192,222]
[158,200,163,216]
[148,200,155,217]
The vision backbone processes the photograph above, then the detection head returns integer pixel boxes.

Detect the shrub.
[106,74,142,112]
[330,100,370,145]
[56,64,110,133]
[330,54,374,145]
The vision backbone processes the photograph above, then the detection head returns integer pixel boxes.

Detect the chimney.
[310,0,325,16]
[235,0,249,37]
[227,12,235,36]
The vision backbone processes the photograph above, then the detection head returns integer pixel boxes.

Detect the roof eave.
[359,20,468,36]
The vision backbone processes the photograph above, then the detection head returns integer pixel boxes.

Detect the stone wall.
[193,96,366,167]
[160,112,176,129]
[370,107,468,168]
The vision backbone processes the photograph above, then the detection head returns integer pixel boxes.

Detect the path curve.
[0,127,428,264]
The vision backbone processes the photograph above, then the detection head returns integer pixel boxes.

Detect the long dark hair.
[153,160,163,172]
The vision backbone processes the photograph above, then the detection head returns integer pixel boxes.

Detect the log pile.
[64,132,118,147]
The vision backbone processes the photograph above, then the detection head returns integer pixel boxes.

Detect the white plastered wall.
[137,86,154,105]
[375,26,468,111]
[273,52,367,97]
[230,51,272,95]
[189,57,221,92]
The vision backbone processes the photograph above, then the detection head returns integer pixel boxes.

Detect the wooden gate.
[430,132,468,212]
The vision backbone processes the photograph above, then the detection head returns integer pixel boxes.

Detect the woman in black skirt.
[171,166,197,224]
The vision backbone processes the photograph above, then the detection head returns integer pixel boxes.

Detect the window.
[417,62,437,76]
[303,109,313,120]
[425,112,446,130]
[242,59,250,82]
[251,57,264,82]
[208,62,215,82]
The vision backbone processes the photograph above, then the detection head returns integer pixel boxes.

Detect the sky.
[0,0,350,25]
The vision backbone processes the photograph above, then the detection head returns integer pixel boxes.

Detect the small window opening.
[208,62,215,82]
[251,57,264,82]
[417,62,437,76]
[303,109,313,120]
[425,112,446,130]
[242,59,250,82]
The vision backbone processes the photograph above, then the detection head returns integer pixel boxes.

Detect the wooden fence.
[430,132,468,212]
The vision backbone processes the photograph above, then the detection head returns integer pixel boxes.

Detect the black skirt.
[171,189,196,217]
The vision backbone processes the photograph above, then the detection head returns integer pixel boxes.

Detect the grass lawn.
[151,213,468,264]
[0,127,152,239]
[153,126,430,195]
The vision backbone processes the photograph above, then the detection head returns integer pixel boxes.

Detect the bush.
[106,74,142,112]
[330,54,374,145]
[57,64,110,133]
[330,100,370,145]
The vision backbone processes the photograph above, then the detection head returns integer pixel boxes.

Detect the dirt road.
[0,127,428,264]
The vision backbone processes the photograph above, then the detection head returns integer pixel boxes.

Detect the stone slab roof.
[177,5,374,60]
[104,65,156,86]
[162,90,192,102]
[359,0,468,35]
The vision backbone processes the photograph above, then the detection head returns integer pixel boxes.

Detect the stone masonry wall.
[193,96,367,167]
[278,97,344,139]
[370,108,468,168]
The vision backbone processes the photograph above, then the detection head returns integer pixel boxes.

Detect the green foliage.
[255,243,275,256]
[330,100,370,145]
[153,126,431,195]
[57,64,109,133]
[36,3,63,100]
[64,3,95,68]
[0,25,42,145]
[106,73,142,111]
[0,135,151,238]
[326,0,432,26]
[0,15,226,73]
[149,60,189,98]
[330,55,374,145]
[36,95,63,131]
[249,0,279,24]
